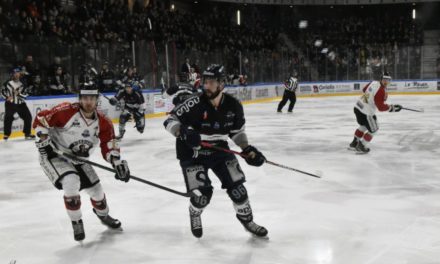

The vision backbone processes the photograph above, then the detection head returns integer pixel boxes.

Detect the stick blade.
[314,170,323,178]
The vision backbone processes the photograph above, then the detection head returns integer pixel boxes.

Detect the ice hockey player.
[277,72,298,113]
[349,72,402,153]
[109,81,145,139]
[1,67,35,140]
[188,67,201,89]
[32,82,130,241]
[163,64,268,238]
[162,72,200,106]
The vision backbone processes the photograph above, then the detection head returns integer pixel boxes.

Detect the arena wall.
[1,79,440,138]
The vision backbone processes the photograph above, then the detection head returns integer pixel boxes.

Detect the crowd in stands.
[0,0,432,86]
[2,54,146,96]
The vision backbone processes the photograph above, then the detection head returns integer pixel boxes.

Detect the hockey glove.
[180,126,201,149]
[109,97,118,106]
[36,137,57,160]
[242,145,266,167]
[389,104,402,112]
[112,158,130,182]
[180,126,201,158]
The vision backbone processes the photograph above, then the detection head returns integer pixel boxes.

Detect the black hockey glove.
[242,145,266,167]
[36,137,57,160]
[389,104,402,112]
[112,158,130,182]
[109,97,118,106]
[180,126,201,149]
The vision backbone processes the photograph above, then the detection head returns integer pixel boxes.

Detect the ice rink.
[1,94,439,264]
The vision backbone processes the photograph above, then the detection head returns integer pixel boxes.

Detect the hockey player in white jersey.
[349,73,402,153]
[32,82,130,241]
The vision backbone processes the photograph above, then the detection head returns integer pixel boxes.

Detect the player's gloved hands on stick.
[36,136,57,160]
[109,97,118,106]
[242,145,266,167]
[111,157,130,182]
[180,126,201,149]
[389,104,402,112]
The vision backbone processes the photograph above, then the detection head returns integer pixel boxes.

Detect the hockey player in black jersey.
[164,64,268,238]
[109,82,145,139]
[277,73,298,113]
[162,72,200,106]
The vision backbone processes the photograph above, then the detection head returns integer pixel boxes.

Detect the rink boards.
[1,79,440,138]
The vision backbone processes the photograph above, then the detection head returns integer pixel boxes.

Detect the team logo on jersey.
[224,122,233,127]
[213,122,220,129]
[82,129,91,137]
[72,119,81,127]
[69,140,94,157]
[176,97,200,116]
[226,111,235,118]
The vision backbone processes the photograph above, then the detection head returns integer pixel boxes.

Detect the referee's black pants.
[3,101,32,136]
[277,90,296,112]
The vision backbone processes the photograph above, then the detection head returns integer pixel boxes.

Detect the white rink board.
[1,79,439,135]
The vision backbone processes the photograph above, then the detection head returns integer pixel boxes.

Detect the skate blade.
[242,227,269,239]
[102,224,123,231]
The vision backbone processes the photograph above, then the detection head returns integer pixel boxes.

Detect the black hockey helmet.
[11,66,22,74]
[381,72,392,80]
[79,81,99,97]
[202,64,226,83]
[293,71,298,78]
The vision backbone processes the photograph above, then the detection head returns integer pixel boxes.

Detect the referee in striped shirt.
[277,73,298,113]
[1,67,35,141]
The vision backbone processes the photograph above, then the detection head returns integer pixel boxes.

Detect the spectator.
[26,73,47,96]
[98,61,116,92]
[181,57,191,74]
[47,66,70,95]
[21,55,38,88]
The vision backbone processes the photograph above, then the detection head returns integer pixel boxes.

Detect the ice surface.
[1,95,440,264]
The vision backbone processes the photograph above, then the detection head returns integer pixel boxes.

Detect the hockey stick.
[200,142,321,178]
[101,94,112,101]
[53,149,198,198]
[401,107,424,113]
[100,93,123,108]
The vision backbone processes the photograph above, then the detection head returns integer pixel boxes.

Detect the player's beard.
[205,86,222,100]
[79,101,97,116]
